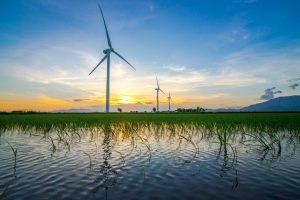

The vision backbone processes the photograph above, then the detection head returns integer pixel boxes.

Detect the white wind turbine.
[155,75,165,112]
[89,4,136,113]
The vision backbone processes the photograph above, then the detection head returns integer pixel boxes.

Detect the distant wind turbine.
[89,4,136,113]
[155,75,165,112]
[168,90,171,112]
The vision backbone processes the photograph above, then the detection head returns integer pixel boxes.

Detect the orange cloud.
[0,93,257,112]
[0,96,97,112]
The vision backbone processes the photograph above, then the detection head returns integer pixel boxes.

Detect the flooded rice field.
[1,116,300,200]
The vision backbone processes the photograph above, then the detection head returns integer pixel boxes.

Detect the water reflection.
[92,124,122,199]
[0,122,299,199]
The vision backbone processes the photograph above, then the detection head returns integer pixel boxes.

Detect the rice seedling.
[94,142,98,153]
[6,141,17,169]
[49,136,56,155]
[179,134,199,156]
[0,180,13,200]
[135,133,152,163]
[83,151,92,169]
[231,147,239,190]
[243,129,283,161]
[0,111,299,200]
[0,113,299,133]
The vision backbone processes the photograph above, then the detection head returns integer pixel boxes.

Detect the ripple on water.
[0,129,300,200]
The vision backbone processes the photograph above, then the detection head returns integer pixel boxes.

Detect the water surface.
[1,122,299,199]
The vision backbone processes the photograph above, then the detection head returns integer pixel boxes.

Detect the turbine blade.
[160,88,166,95]
[98,4,112,48]
[89,55,108,75]
[156,75,159,88]
[112,50,136,70]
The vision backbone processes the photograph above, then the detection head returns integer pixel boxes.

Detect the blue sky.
[0,0,300,111]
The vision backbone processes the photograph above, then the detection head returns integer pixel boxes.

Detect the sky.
[0,0,300,112]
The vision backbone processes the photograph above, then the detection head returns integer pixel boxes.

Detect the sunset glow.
[0,0,299,112]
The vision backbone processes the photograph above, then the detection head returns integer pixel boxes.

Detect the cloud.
[220,48,300,85]
[163,64,186,72]
[288,78,300,89]
[73,98,90,102]
[2,32,300,111]
[289,83,299,90]
[260,87,282,100]
[288,78,300,82]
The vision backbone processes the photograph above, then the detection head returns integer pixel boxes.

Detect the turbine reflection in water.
[0,122,299,199]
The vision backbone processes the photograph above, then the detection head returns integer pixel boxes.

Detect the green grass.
[0,113,299,132]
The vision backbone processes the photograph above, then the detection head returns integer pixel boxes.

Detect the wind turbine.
[167,90,171,112]
[89,4,136,113]
[155,75,165,112]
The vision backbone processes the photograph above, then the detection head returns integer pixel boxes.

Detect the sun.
[119,96,134,104]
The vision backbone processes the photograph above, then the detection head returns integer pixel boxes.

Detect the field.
[1,113,300,199]
[1,112,300,130]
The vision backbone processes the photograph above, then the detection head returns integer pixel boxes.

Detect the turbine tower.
[168,90,171,112]
[155,76,165,112]
[89,4,136,113]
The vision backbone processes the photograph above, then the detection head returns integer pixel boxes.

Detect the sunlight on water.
[1,122,300,200]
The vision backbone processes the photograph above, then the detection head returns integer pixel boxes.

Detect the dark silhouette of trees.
[176,106,207,113]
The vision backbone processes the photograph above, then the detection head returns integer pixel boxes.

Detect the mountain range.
[54,95,300,113]
[241,95,300,112]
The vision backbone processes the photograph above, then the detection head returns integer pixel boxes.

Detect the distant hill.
[52,96,300,113]
[241,96,300,112]
[53,108,94,113]
[206,108,240,112]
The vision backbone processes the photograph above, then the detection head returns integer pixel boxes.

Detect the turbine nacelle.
[103,48,113,54]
